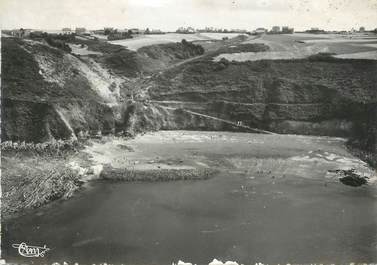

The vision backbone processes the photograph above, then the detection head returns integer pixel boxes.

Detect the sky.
[0,0,376,31]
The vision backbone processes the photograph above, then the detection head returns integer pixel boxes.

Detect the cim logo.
[12,242,50,258]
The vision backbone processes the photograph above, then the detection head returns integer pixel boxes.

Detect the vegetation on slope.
[1,37,116,141]
[2,38,100,102]
[138,39,204,60]
[3,35,376,150]
[151,55,376,103]
[347,103,377,168]
[215,43,269,54]
[147,51,377,157]
[1,143,82,219]
[69,37,206,77]
[67,38,142,77]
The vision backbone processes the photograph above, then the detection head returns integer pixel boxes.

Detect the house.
[10,29,23,37]
[107,29,133,40]
[359,27,365,32]
[151,29,164,34]
[231,29,247,33]
[117,29,130,34]
[93,29,105,35]
[129,28,143,34]
[75,27,86,34]
[176,27,196,34]
[254,28,267,35]
[187,27,196,33]
[282,26,294,34]
[62,28,72,34]
[103,27,115,35]
[10,28,31,38]
[127,28,146,34]
[145,28,164,34]
[306,28,325,34]
[199,27,215,32]
[271,26,281,33]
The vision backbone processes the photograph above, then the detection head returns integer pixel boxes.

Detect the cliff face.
[2,35,376,156]
[1,38,117,141]
[148,54,377,145]
[1,37,207,141]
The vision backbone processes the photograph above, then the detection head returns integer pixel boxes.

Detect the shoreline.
[3,131,377,264]
[2,131,376,220]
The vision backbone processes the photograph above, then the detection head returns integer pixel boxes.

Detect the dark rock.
[335,169,368,187]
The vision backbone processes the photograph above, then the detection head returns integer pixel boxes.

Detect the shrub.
[1,139,81,156]
[45,36,72,52]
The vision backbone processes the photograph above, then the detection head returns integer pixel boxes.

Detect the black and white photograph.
[0,0,377,264]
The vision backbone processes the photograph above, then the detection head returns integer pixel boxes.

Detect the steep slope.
[1,37,117,141]
[2,35,376,158]
[137,39,204,70]
[1,36,209,142]
[148,52,376,138]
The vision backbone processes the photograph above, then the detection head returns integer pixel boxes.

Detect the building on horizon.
[129,28,145,34]
[107,30,133,40]
[176,27,196,34]
[145,28,164,34]
[359,27,365,32]
[282,26,294,34]
[102,27,115,35]
[306,27,325,34]
[62,28,72,34]
[10,28,31,38]
[253,28,267,35]
[229,28,247,33]
[93,29,106,35]
[75,27,86,34]
[271,26,281,33]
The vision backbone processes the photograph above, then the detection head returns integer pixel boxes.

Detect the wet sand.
[2,131,377,264]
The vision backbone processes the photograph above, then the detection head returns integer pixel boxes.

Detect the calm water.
[3,133,377,264]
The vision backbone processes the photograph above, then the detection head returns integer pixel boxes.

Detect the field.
[109,33,246,51]
[214,33,377,61]
[334,50,377,60]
